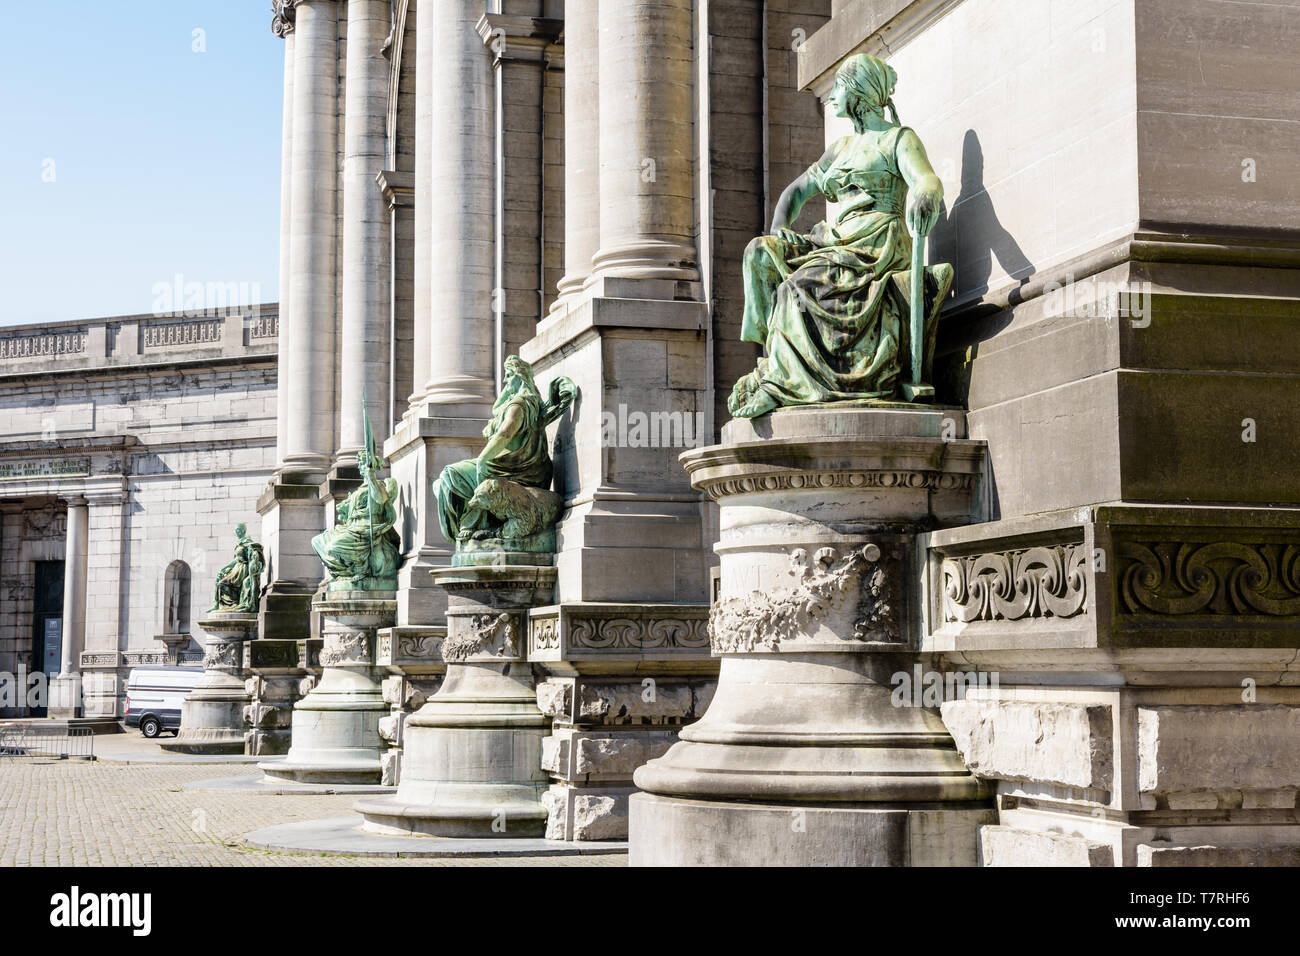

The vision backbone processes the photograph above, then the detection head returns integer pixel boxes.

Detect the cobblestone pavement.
[0,758,626,867]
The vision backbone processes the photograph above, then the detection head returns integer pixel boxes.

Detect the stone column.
[386,0,493,628]
[356,566,555,837]
[282,0,339,477]
[259,0,340,642]
[49,496,87,719]
[261,592,394,784]
[411,0,496,413]
[273,4,295,465]
[552,0,599,305]
[590,0,697,285]
[337,0,392,464]
[161,613,257,754]
[630,408,995,866]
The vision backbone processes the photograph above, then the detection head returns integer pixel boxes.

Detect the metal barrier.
[0,723,96,760]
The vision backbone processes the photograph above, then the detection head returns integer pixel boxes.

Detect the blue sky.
[0,1,283,326]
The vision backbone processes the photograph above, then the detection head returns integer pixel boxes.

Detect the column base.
[629,792,994,866]
[260,592,394,785]
[162,613,256,754]
[356,660,550,838]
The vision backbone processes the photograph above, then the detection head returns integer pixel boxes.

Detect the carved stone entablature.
[0,329,86,361]
[123,651,168,666]
[443,612,519,662]
[710,544,901,654]
[143,319,223,349]
[942,544,1089,623]
[527,605,713,660]
[80,651,121,668]
[319,631,372,667]
[248,640,300,670]
[698,470,978,503]
[1118,541,1300,618]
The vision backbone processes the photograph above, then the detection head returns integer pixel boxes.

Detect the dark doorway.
[31,560,64,717]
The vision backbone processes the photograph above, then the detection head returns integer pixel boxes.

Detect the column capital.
[271,0,296,38]
[61,494,88,508]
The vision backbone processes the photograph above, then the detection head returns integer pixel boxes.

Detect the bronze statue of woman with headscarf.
[729,54,954,418]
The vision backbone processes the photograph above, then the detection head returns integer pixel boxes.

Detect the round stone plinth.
[629,793,995,867]
[160,612,256,755]
[259,593,394,785]
[355,661,550,838]
[243,817,626,858]
[629,406,992,866]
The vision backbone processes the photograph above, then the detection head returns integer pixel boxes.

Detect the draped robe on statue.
[734,126,954,413]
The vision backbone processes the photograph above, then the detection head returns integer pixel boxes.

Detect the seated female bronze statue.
[729,53,954,418]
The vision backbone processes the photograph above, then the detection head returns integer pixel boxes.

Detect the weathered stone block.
[980,826,1114,867]
[941,698,1113,791]
[1138,705,1300,798]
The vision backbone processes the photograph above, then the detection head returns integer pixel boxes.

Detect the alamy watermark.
[890,665,999,707]
[1041,274,1153,328]
[150,274,262,318]
[601,404,706,449]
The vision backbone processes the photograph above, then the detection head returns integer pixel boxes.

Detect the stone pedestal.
[356,566,555,837]
[260,592,394,783]
[375,625,446,786]
[630,407,995,866]
[243,639,311,756]
[161,613,258,755]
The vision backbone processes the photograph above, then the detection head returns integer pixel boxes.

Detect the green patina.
[209,523,264,613]
[434,356,577,566]
[313,395,400,591]
[730,53,954,418]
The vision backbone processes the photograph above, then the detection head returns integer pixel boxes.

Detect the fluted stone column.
[590,0,697,285]
[49,497,88,718]
[282,0,339,478]
[338,0,392,463]
[552,0,599,306]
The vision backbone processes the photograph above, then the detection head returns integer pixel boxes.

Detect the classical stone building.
[7,0,1297,866]
[0,307,278,719]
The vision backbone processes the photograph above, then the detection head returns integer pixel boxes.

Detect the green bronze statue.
[209,523,264,612]
[729,53,954,418]
[434,355,577,565]
[312,396,400,590]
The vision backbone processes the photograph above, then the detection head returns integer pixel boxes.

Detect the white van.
[122,666,204,738]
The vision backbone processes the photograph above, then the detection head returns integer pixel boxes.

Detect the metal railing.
[0,723,96,760]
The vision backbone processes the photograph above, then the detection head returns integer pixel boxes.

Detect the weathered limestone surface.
[1137,705,1300,801]
[942,699,1113,792]
[261,594,394,783]
[161,613,258,755]
[630,406,993,865]
[981,827,1114,868]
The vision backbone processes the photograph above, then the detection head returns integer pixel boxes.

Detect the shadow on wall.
[928,130,1038,525]
[929,129,1036,301]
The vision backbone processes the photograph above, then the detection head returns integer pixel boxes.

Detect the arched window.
[164,560,191,634]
